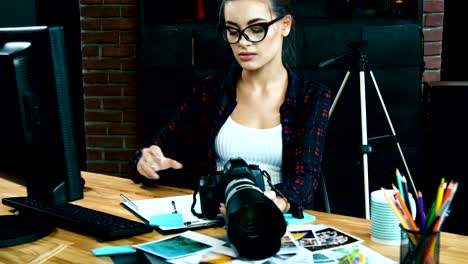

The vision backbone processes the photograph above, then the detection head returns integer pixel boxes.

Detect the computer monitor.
[0,25,84,245]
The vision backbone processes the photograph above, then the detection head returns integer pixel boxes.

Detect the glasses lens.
[224,27,240,44]
[244,25,266,42]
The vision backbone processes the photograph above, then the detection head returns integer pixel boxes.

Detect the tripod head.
[317,41,369,69]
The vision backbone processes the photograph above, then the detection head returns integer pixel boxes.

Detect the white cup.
[370,189,416,245]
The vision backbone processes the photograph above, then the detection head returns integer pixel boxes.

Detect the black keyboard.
[2,196,154,241]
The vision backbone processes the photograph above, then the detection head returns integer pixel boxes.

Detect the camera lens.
[225,179,286,260]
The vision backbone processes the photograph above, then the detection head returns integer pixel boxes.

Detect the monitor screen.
[0,25,84,205]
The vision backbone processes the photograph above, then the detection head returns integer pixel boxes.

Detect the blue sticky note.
[149,213,184,226]
[92,245,136,256]
[284,212,316,226]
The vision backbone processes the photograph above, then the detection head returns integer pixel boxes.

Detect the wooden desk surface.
[1,172,467,263]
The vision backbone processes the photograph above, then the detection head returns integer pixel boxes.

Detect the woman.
[128,0,331,213]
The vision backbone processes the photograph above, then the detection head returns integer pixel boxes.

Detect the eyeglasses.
[220,16,285,44]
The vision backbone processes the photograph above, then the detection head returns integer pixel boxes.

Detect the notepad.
[121,194,223,234]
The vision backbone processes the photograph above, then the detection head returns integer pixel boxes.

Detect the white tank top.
[215,117,283,190]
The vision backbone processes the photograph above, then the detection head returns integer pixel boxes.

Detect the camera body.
[197,157,287,260]
[198,158,265,220]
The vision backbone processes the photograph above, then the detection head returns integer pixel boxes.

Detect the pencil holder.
[399,225,440,264]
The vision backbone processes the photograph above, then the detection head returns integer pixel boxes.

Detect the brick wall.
[79,0,445,177]
[80,0,143,176]
[422,0,445,82]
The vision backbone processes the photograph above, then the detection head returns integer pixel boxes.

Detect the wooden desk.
[1,172,467,263]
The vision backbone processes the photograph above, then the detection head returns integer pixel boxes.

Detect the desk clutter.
[92,225,394,263]
[380,169,459,263]
[117,193,393,263]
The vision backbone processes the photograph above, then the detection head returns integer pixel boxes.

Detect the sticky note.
[149,213,184,227]
[284,212,316,226]
[92,245,136,256]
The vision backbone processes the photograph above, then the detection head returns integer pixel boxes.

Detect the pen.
[171,200,178,214]
[120,194,139,211]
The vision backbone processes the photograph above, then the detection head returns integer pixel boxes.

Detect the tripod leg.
[329,68,351,119]
[368,70,417,196]
[359,70,371,220]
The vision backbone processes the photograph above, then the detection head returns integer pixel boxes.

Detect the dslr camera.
[198,158,265,220]
[194,158,287,260]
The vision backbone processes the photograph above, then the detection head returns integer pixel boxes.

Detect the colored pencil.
[401,176,411,217]
[392,184,419,232]
[382,187,411,230]
[395,168,406,204]
[434,178,446,214]
[417,191,426,232]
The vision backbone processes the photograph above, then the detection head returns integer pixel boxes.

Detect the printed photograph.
[137,235,211,259]
[303,226,360,252]
[290,229,320,247]
[277,235,301,255]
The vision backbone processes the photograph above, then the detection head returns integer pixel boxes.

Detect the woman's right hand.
[136,145,183,179]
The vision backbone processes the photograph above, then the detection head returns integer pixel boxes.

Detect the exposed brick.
[422,70,441,82]
[83,58,122,70]
[83,72,109,84]
[121,6,139,17]
[424,55,442,69]
[107,123,138,135]
[102,46,135,57]
[87,135,124,148]
[86,149,104,160]
[81,31,119,44]
[423,0,445,13]
[84,97,102,109]
[102,96,137,110]
[80,6,120,18]
[104,149,134,160]
[82,46,100,57]
[120,60,140,70]
[80,0,103,4]
[423,28,443,42]
[424,14,444,27]
[101,18,138,30]
[108,72,139,83]
[424,42,442,56]
[85,123,109,135]
[80,19,101,30]
[119,31,139,44]
[85,111,122,122]
[84,85,123,96]
[103,0,138,4]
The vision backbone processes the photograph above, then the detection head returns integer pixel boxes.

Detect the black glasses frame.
[220,16,285,44]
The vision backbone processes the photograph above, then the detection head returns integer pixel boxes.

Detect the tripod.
[324,41,417,219]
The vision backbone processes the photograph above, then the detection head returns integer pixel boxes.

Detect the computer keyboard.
[2,196,154,241]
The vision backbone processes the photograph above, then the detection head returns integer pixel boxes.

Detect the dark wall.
[441,0,468,80]
[0,0,86,170]
[421,82,467,235]
[0,0,37,27]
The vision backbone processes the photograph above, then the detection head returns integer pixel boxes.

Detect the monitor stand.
[0,214,55,247]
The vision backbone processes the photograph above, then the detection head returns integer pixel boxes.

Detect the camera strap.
[190,186,205,219]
